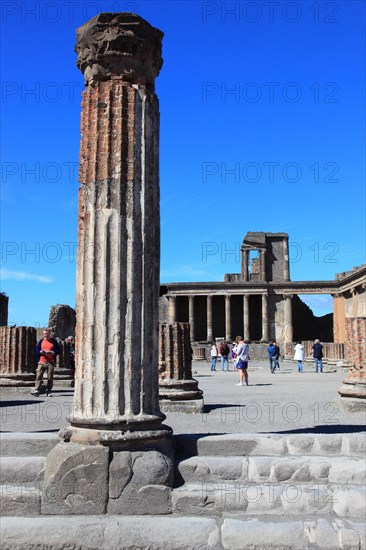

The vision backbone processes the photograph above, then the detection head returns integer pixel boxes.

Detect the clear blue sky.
[1,0,365,326]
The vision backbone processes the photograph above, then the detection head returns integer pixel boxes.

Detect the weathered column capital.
[76,13,164,87]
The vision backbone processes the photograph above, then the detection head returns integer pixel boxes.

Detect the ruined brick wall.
[344,318,366,368]
[0,293,9,326]
[267,236,285,282]
[0,326,37,374]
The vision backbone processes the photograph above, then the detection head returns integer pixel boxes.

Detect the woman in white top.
[234,336,249,386]
[294,341,305,372]
[210,342,218,372]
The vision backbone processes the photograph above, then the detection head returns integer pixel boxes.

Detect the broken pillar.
[42,12,173,516]
[159,322,204,413]
[0,326,37,386]
[338,317,366,411]
[48,304,76,340]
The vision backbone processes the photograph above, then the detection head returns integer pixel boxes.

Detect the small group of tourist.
[210,336,249,386]
[293,339,324,373]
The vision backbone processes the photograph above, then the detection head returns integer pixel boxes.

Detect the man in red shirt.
[31,329,60,397]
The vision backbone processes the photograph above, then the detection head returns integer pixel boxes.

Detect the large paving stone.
[0,516,221,549]
[172,482,366,518]
[221,518,365,550]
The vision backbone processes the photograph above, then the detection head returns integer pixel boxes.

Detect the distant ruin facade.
[0,292,9,326]
[160,231,366,350]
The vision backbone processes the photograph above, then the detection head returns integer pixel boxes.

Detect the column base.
[42,426,174,515]
[338,369,366,412]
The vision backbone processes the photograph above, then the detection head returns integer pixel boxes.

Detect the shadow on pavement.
[260,425,366,434]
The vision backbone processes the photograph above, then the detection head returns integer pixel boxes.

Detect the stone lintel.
[75,12,163,87]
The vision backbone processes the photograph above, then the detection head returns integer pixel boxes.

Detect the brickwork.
[344,318,366,368]
[0,293,8,326]
[0,326,36,374]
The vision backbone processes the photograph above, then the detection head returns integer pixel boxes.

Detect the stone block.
[0,456,45,484]
[0,433,59,457]
[0,483,41,516]
[332,487,366,518]
[107,449,173,514]
[0,516,221,550]
[177,456,245,483]
[41,441,109,515]
[221,518,304,549]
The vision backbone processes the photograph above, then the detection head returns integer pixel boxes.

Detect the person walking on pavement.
[234,336,249,386]
[32,328,60,396]
[219,340,230,371]
[210,341,218,371]
[267,341,277,373]
[273,341,281,371]
[312,338,324,373]
[294,341,305,373]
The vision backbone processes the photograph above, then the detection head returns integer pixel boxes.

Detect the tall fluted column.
[243,294,250,342]
[169,295,177,323]
[284,294,293,343]
[42,13,173,517]
[225,294,231,341]
[207,295,213,341]
[188,296,195,341]
[261,294,269,342]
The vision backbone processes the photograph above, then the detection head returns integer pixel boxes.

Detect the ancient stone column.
[243,294,250,342]
[207,295,213,341]
[261,294,269,342]
[338,317,366,411]
[225,294,231,341]
[284,294,293,343]
[188,295,195,341]
[0,326,36,385]
[169,295,177,323]
[159,322,203,412]
[42,13,173,517]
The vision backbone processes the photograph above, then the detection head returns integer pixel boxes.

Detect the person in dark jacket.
[267,342,277,373]
[32,329,60,396]
[312,339,323,373]
[273,341,280,371]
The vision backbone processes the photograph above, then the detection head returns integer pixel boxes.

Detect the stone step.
[0,515,365,549]
[174,433,366,458]
[0,457,46,484]
[0,432,59,457]
[176,455,366,485]
[172,482,366,519]
[0,484,41,516]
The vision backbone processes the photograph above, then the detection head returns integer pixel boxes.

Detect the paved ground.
[0,359,365,435]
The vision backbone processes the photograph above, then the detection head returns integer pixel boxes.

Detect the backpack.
[220,343,229,355]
